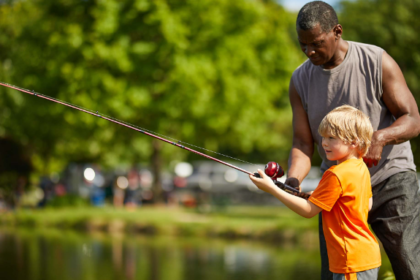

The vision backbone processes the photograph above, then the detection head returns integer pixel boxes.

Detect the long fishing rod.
[0,82,307,197]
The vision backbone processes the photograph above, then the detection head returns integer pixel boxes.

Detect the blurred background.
[0,0,418,279]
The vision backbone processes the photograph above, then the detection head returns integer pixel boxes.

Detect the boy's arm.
[369,197,373,211]
[250,170,322,219]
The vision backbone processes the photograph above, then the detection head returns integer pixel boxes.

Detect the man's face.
[297,24,338,66]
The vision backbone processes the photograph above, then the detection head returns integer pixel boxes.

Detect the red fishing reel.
[252,161,284,180]
[264,161,284,180]
[253,161,310,199]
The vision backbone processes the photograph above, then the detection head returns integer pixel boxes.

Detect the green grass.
[0,205,318,243]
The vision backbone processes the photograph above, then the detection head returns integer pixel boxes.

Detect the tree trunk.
[151,139,163,203]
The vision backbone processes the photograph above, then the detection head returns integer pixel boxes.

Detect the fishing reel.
[254,161,310,199]
[264,161,284,180]
[252,161,284,181]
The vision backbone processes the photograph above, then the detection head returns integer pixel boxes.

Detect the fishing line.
[0,82,256,166]
[0,81,306,197]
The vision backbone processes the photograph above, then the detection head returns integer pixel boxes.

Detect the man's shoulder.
[349,41,385,58]
[292,59,313,80]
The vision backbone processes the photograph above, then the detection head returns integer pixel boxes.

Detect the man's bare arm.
[286,79,315,189]
[364,52,420,167]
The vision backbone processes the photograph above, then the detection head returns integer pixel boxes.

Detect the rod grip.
[253,172,310,199]
[274,181,310,199]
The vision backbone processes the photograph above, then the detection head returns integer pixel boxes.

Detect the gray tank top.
[292,41,416,186]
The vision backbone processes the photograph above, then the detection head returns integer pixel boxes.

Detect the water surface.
[0,228,391,280]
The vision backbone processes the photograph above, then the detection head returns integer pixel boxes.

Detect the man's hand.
[285,177,312,199]
[362,52,420,168]
[285,177,305,198]
[363,131,385,168]
[285,177,301,192]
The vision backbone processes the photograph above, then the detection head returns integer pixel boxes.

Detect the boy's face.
[321,134,358,164]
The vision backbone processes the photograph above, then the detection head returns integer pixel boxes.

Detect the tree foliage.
[339,0,420,164]
[0,0,303,198]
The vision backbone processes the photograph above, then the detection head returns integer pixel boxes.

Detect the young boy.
[250,105,381,279]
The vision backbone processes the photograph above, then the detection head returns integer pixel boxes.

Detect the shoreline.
[0,205,319,245]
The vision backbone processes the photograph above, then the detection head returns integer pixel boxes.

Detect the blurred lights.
[50,173,60,184]
[117,176,129,189]
[173,176,187,188]
[224,170,238,183]
[140,170,153,189]
[141,190,153,200]
[199,178,212,190]
[174,162,193,178]
[84,168,95,181]
[94,174,105,187]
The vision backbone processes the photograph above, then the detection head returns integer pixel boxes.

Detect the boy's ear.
[350,141,361,157]
[350,141,359,149]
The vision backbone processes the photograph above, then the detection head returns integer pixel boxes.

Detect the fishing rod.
[0,82,308,198]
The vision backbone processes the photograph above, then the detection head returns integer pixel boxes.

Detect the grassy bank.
[0,206,319,245]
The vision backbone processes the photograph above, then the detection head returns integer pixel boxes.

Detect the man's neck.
[322,39,349,70]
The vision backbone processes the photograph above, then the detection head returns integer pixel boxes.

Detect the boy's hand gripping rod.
[0,82,309,199]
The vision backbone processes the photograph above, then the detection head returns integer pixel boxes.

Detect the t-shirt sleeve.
[308,171,342,212]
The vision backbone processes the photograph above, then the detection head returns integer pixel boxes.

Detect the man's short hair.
[318,105,373,157]
[296,1,338,33]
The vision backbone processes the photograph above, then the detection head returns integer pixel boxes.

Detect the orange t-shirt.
[308,158,381,274]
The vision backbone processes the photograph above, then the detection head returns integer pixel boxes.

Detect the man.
[286,1,420,280]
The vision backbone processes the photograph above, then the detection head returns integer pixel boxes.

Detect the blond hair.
[318,105,373,157]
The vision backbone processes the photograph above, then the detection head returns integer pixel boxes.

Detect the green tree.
[0,0,302,202]
[339,0,420,164]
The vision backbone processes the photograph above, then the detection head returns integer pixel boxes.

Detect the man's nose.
[304,46,315,57]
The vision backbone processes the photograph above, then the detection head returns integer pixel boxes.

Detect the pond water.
[0,228,392,280]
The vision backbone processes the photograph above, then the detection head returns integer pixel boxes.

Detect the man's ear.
[333,24,343,40]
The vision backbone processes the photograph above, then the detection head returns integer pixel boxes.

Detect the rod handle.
[252,172,310,199]
[273,181,311,199]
